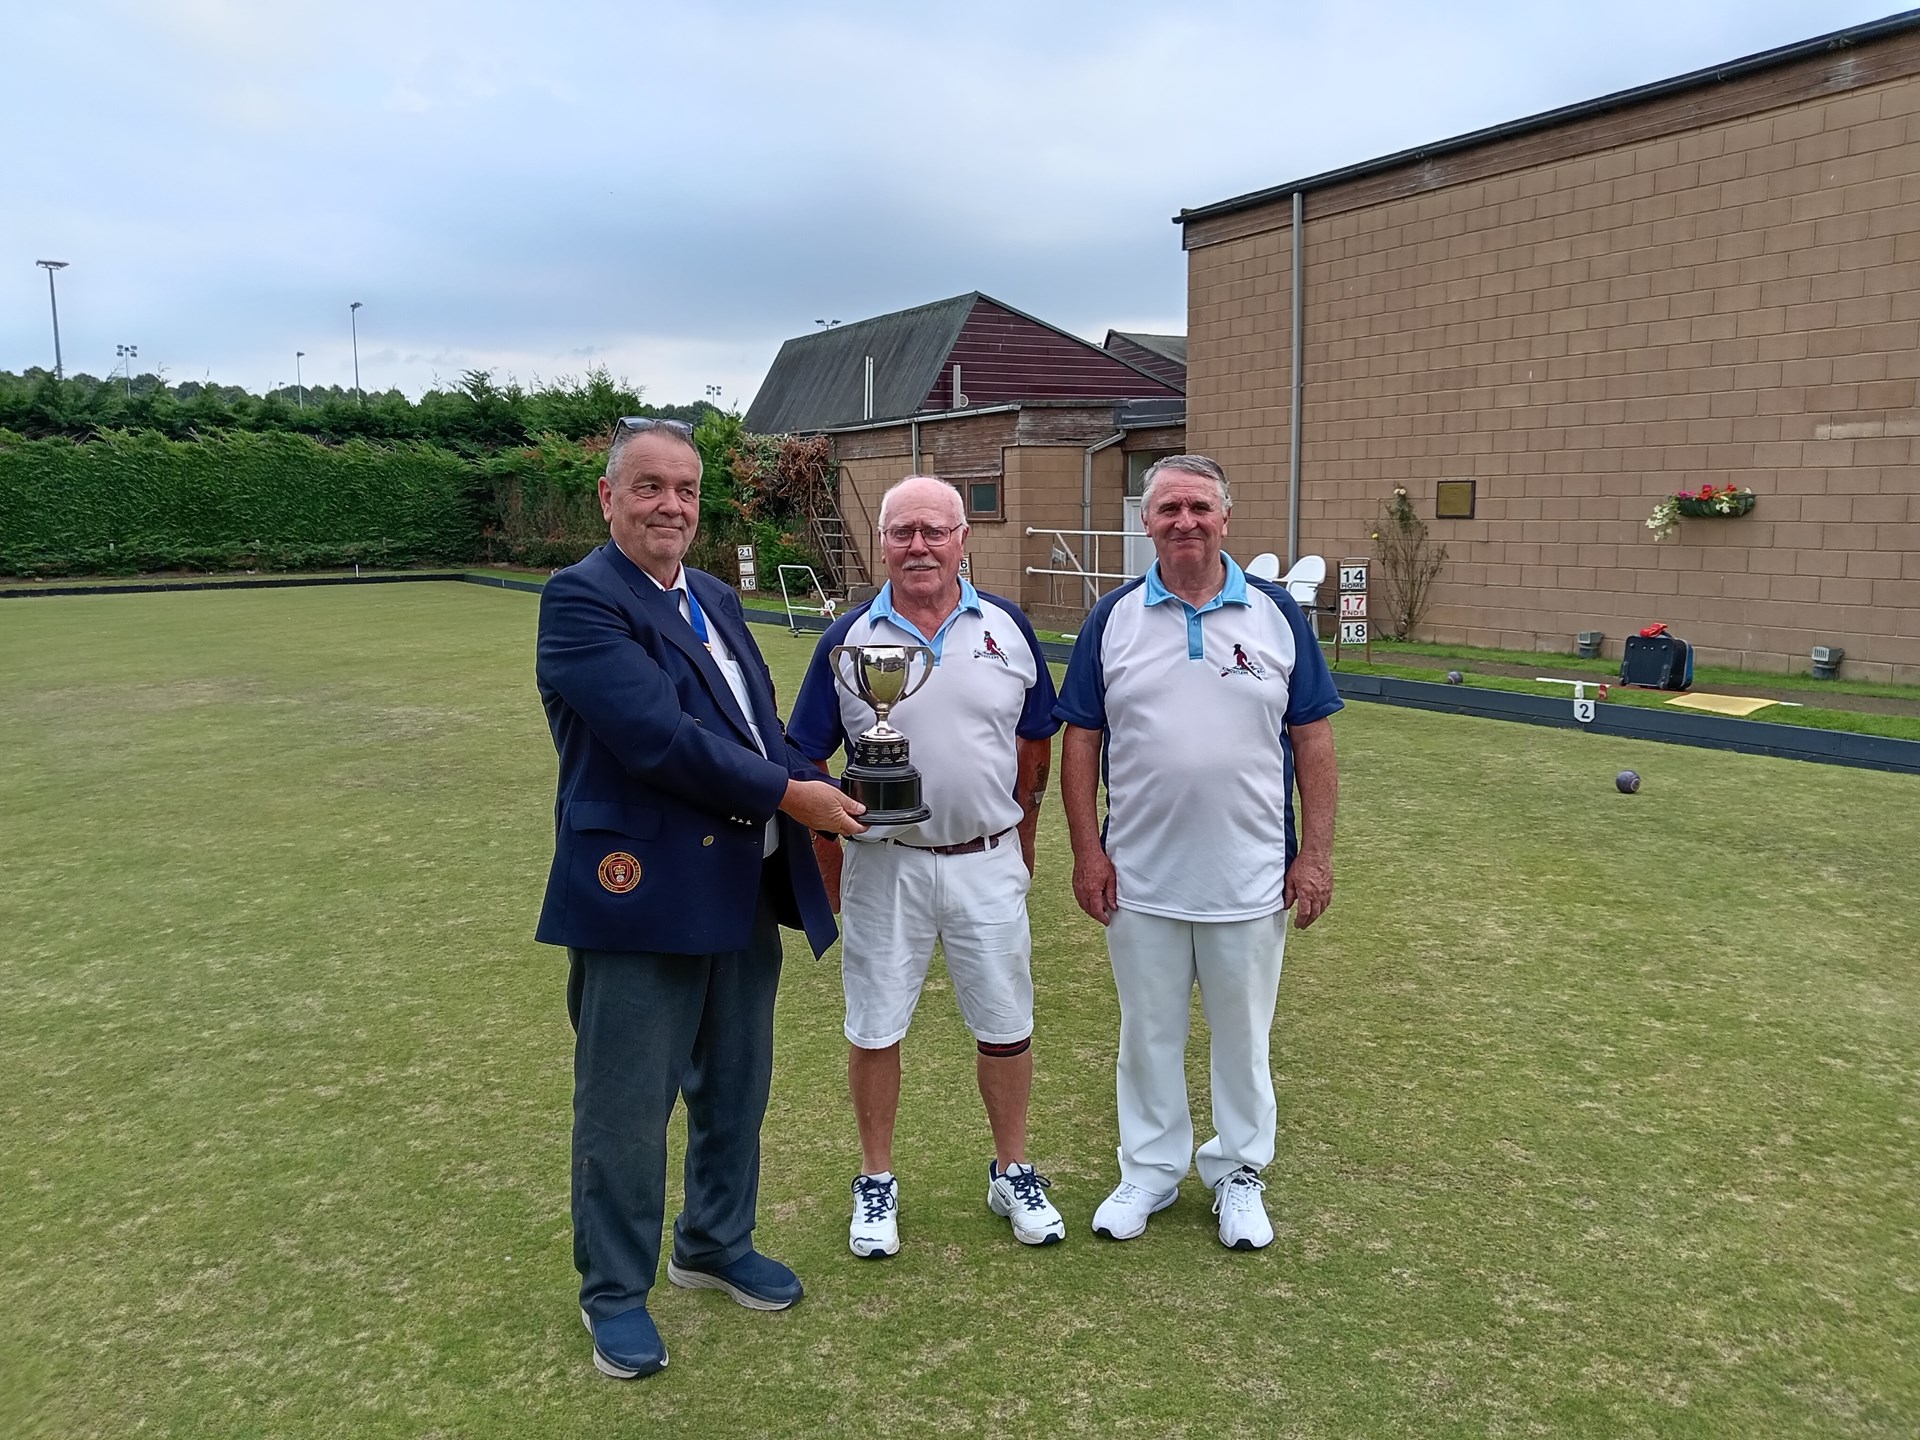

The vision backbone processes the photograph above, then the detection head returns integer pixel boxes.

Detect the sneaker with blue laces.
[849,1172,900,1258]
[581,1303,668,1380]
[666,1249,804,1310]
[986,1160,1066,1245]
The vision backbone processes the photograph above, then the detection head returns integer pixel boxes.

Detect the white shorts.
[839,836,1034,1049]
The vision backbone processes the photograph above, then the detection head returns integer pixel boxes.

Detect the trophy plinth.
[830,644,935,826]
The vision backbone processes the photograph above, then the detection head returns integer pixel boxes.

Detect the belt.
[889,826,1015,857]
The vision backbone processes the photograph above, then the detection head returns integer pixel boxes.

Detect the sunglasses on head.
[615,416,694,437]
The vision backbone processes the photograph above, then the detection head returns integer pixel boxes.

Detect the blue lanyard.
[682,583,712,648]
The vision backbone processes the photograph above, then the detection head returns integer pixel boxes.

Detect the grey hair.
[1140,454,1231,512]
[606,418,699,480]
[877,474,966,530]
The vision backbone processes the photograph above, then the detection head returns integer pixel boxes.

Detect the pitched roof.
[1104,331,1187,366]
[745,293,1181,434]
[743,294,977,434]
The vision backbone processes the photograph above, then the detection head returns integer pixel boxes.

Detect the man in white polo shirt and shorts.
[1056,453,1341,1250]
[788,475,1064,1256]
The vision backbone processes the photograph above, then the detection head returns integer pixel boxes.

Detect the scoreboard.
[1334,558,1371,663]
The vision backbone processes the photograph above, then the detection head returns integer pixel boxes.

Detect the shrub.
[1371,487,1447,640]
[477,432,608,569]
[0,428,478,577]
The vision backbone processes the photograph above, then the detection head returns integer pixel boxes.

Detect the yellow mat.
[1665,692,1779,717]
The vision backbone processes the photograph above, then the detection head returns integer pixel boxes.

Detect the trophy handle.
[897,645,937,705]
[827,645,866,705]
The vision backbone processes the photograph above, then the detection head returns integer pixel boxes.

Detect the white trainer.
[986,1161,1066,1245]
[849,1173,900,1258]
[1212,1166,1274,1250]
[1090,1180,1178,1240]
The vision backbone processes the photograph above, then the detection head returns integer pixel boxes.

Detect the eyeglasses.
[880,523,962,546]
[614,416,694,437]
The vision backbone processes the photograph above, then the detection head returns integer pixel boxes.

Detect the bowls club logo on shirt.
[1220,643,1267,681]
[973,631,1010,664]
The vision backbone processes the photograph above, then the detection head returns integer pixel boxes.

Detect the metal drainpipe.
[1083,430,1126,609]
[1289,189,1304,570]
[910,418,919,474]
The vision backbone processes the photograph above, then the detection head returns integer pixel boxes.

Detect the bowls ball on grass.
[1615,770,1641,794]
[1445,670,1464,685]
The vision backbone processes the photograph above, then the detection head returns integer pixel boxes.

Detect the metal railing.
[1023,526,1139,609]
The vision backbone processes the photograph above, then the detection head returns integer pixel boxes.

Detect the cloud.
[2,0,1895,403]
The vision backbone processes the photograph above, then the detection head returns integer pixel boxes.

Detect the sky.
[3,0,1904,408]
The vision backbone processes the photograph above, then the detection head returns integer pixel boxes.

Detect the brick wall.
[827,405,1165,621]
[1185,34,1920,681]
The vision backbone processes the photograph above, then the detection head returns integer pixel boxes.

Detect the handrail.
[1023,526,1140,600]
[1024,566,1134,581]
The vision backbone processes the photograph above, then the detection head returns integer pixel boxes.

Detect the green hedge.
[0,428,480,577]
[477,433,608,570]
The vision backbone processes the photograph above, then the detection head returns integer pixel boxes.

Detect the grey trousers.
[567,898,782,1319]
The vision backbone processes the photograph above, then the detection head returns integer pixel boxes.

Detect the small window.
[1126,450,1177,498]
[967,479,1001,518]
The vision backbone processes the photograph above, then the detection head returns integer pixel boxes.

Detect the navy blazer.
[535,541,837,957]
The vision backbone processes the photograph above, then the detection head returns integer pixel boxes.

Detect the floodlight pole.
[296,351,306,408]
[116,343,138,396]
[349,301,364,403]
[36,260,70,380]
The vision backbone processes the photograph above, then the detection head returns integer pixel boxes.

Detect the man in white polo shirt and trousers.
[788,475,1064,1256]
[1056,454,1341,1249]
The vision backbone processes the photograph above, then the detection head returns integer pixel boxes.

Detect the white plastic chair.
[1245,552,1282,581]
[1279,554,1326,613]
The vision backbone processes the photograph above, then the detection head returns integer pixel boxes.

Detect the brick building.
[1179,12,1920,681]
[747,294,1184,620]
[825,400,1186,626]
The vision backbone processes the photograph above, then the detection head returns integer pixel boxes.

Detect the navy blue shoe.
[666,1250,804,1311]
[581,1304,668,1380]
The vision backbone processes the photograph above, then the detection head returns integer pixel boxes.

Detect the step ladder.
[805,470,871,594]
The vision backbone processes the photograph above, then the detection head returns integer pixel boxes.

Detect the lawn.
[3,584,1917,1438]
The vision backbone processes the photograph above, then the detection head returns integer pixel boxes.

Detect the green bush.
[0,411,833,583]
[0,428,478,577]
[477,433,608,569]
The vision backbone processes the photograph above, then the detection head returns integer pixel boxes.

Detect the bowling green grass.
[3,583,1917,1440]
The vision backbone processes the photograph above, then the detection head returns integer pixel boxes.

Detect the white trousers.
[1106,906,1287,1191]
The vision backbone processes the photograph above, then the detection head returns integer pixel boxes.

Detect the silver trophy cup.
[829,643,936,825]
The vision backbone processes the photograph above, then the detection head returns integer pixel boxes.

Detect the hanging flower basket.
[1675,490,1756,518]
[1646,485,1757,541]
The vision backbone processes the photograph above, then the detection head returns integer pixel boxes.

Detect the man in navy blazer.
[536,418,866,1380]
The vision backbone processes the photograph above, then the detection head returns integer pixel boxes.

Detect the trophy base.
[842,757,930,828]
